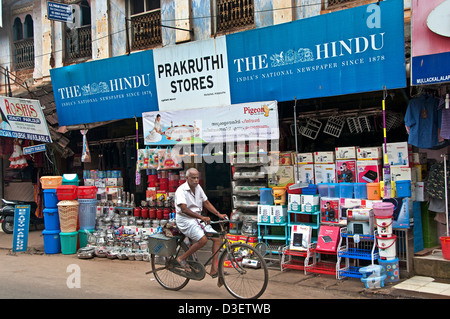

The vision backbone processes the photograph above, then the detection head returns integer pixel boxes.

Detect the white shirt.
[175,181,207,219]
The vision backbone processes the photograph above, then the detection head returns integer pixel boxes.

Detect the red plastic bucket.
[440,237,450,260]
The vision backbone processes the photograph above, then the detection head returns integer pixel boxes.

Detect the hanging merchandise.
[9,139,28,169]
[323,115,345,138]
[135,116,140,185]
[80,129,91,162]
[157,147,182,170]
[137,146,159,170]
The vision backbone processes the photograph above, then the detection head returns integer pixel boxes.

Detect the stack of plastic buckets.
[57,185,79,254]
[77,186,98,248]
[373,202,399,283]
[42,185,62,254]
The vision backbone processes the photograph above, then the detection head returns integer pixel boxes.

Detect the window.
[65,0,92,62]
[326,0,355,8]
[129,0,162,50]
[215,0,254,33]
[13,15,34,70]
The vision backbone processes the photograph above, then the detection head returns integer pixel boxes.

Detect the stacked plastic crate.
[41,176,63,254]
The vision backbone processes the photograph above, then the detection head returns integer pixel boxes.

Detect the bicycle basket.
[148,233,177,257]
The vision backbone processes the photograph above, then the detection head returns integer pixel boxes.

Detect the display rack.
[281,244,313,272]
[336,227,379,279]
[287,209,320,244]
[304,244,339,277]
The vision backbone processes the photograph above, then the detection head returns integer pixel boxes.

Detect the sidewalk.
[1,228,449,299]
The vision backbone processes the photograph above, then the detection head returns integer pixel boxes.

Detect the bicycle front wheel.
[151,241,190,291]
[218,243,269,299]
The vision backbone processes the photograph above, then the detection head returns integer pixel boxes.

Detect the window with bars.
[129,0,162,50]
[326,0,355,7]
[215,0,254,33]
[65,1,92,62]
[13,15,34,70]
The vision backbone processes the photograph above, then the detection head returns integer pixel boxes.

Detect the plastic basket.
[57,185,78,200]
[78,186,97,199]
[40,176,63,189]
[57,200,79,233]
[147,233,177,257]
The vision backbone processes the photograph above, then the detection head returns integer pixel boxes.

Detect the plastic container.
[339,183,353,198]
[376,234,397,260]
[56,185,78,200]
[373,202,394,217]
[440,236,450,261]
[302,184,318,195]
[328,183,340,197]
[78,198,97,230]
[78,229,94,248]
[57,200,79,233]
[318,183,329,197]
[40,176,63,189]
[141,207,149,219]
[271,187,287,205]
[62,174,79,186]
[43,208,60,230]
[378,257,400,282]
[367,183,381,200]
[43,189,59,208]
[60,231,78,255]
[42,229,61,254]
[260,188,274,205]
[375,215,393,236]
[360,274,387,289]
[286,183,302,195]
[354,183,367,199]
[77,186,97,199]
[395,180,411,197]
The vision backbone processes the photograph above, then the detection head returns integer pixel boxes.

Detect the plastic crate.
[56,185,78,200]
[40,176,63,189]
[148,233,177,257]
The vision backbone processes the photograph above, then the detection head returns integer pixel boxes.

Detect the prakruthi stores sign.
[50,0,405,126]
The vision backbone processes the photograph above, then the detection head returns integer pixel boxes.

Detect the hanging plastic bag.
[80,129,91,162]
[137,147,148,171]
[157,147,182,170]
[147,147,159,169]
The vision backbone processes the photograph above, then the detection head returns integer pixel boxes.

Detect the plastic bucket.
[62,174,79,186]
[271,187,286,205]
[373,202,394,217]
[328,183,340,197]
[367,183,381,200]
[375,215,393,236]
[354,183,367,199]
[376,234,397,260]
[78,198,97,230]
[440,237,450,261]
[78,229,94,248]
[395,180,411,197]
[60,231,78,254]
[378,257,400,282]
[287,183,302,194]
[43,189,59,208]
[42,229,61,254]
[43,208,60,230]
[339,183,353,198]
[260,188,274,205]
[318,183,329,197]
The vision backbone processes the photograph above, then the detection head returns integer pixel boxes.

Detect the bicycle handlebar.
[210,219,230,224]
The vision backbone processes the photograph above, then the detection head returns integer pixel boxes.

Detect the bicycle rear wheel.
[218,243,269,299]
[151,241,191,291]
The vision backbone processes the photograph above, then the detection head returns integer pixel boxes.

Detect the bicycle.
[146,220,269,299]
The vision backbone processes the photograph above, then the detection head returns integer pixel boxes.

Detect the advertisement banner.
[411,0,450,85]
[50,50,158,126]
[12,205,30,253]
[153,37,231,111]
[226,0,406,103]
[0,97,52,143]
[142,101,278,145]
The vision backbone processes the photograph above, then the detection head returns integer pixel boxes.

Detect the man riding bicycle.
[174,168,228,278]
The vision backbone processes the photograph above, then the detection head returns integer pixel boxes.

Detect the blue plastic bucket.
[42,229,61,254]
[78,198,97,230]
[354,183,367,199]
[260,188,274,205]
[43,208,60,230]
[328,183,340,197]
[60,231,78,255]
[43,189,59,208]
[318,183,329,197]
[340,183,353,198]
[395,180,411,197]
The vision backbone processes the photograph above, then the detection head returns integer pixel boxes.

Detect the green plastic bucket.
[60,231,78,254]
[78,229,95,248]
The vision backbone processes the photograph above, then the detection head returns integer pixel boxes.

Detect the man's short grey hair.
[185,167,199,177]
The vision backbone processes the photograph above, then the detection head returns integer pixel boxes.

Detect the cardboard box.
[268,165,294,187]
[356,160,382,183]
[278,152,293,166]
[415,182,426,201]
[257,205,271,223]
[106,178,123,187]
[336,160,357,183]
[288,194,301,212]
[320,198,340,223]
[390,166,412,182]
[301,194,320,212]
[357,147,382,160]
[314,164,336,183]
[106,186,123,203]
[289,225,312,251]
[316,225,341,252]
[335,146,357,159]
[382,197,412,228]
[292,152,314,164]
[339,198,364,220]
[383,142,410,166]
[314,151,335,164]
[271,205,288,224]
[412,152,427,165]
[293,164,315,184]
[94,178,106,188]
[413,164,427,182]
[84,179,95,186]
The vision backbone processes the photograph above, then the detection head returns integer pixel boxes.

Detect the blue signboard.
[50,50,159,126]
[12,205,30,253]
[412,52,450,85]
[47,1,73,23]
[226,0,406,104]
[23,144,46,155]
